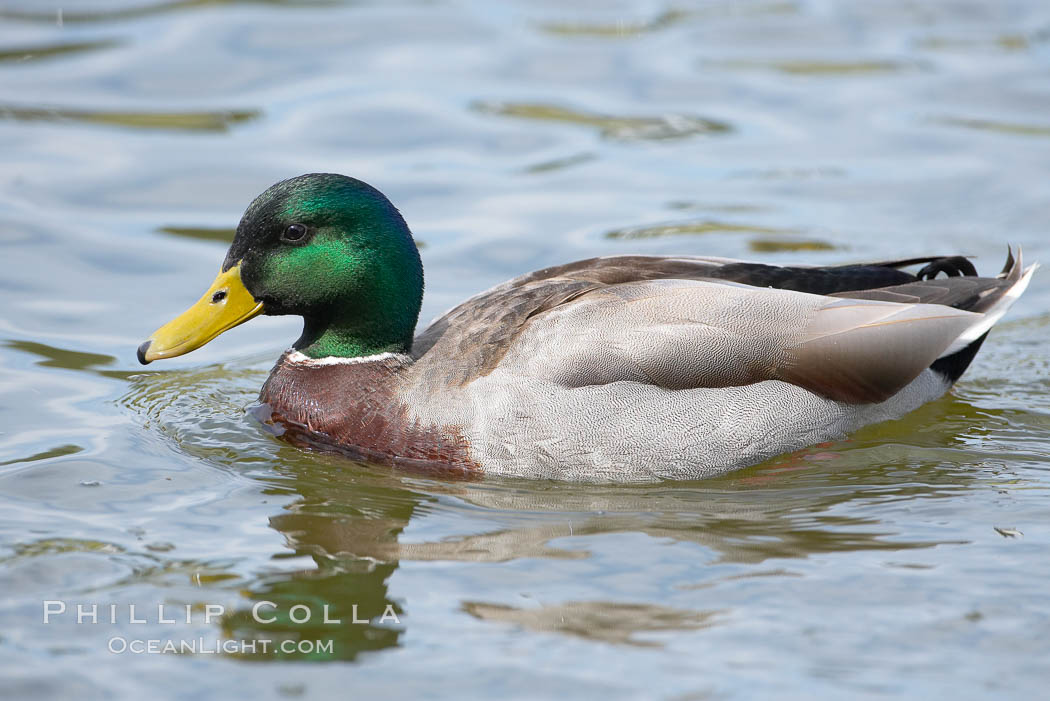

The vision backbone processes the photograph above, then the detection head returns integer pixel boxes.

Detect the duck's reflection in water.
[223,409,983,659]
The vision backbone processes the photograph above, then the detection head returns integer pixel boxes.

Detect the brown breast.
[256,353,479,474]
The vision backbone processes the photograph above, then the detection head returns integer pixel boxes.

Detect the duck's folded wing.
[413,252,986,365]
[507,279,984,404]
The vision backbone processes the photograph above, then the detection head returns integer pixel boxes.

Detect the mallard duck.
[139,173,1036,481]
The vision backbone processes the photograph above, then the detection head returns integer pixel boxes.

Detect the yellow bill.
[138,263,264,364]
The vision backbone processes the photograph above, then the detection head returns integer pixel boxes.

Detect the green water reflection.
[0,106,259,132]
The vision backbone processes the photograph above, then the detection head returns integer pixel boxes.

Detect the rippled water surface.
[2,1,1050,698]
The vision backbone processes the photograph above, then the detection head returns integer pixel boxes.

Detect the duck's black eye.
[281,223,308,242]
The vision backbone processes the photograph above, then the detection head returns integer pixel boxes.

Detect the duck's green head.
[138,173,424,364]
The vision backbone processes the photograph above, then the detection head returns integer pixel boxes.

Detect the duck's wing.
[412,253,953,359]
[411,256,739,377]
[412,252,1033,402]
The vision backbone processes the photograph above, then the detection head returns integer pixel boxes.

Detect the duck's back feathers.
[410,252,930,371]
[411,251,1033,403]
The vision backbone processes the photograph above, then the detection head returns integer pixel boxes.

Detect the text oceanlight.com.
[107,637,333,655]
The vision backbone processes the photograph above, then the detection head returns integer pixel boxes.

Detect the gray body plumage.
[395,252,1034,482]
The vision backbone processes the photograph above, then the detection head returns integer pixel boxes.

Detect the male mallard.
[139,173,1036,481]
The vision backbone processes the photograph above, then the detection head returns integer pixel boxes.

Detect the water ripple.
[473,101,732,141]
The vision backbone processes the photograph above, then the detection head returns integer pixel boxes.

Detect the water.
[1,0,1049,697]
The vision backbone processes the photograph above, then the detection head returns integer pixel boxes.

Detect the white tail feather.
[942,249,1037,357]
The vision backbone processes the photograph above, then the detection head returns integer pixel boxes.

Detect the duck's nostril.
[211,290,228,304]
